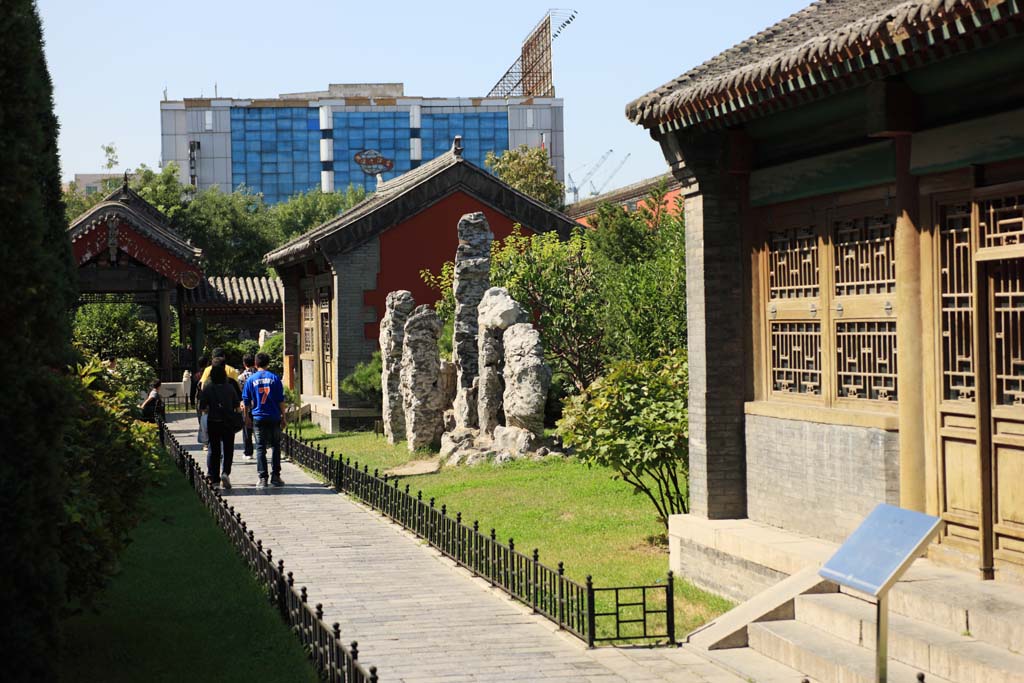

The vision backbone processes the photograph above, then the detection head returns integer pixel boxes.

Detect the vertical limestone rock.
[451,212,493,429]
[476,287,528,436]
[502,323,551,438]
[400,305,445,451]
[379,290,416,444]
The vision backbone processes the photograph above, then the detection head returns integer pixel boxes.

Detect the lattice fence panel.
[836,320,898,400]
[980,193,1024,249]
[993,259,1024,407]
[833,213,896,296]
[940,202,975,402]
[770,322,821,395]
[768,227,819,299]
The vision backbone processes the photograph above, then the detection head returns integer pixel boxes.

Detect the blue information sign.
[819,503,942,597]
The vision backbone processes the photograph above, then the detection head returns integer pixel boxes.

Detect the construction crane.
[566,149,613,204]
[590,153,632,197]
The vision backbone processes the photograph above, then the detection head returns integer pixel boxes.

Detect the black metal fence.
[282,429,676,647]
[159,422,380,682]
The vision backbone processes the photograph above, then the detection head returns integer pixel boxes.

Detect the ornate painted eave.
[626,0,1024,134]
[68,180,204,287]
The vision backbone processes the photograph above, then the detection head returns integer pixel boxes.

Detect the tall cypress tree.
[0,2,78,679]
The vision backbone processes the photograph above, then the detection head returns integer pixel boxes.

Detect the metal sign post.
[819,504,942,683]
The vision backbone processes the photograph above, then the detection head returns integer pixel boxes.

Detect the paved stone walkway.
[168,415,745,682]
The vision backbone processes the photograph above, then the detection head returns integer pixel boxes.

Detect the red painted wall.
[362,191,523,340]
[575,186,684,228]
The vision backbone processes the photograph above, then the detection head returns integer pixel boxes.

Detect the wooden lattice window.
[980,193,1024,249]
[770,322,821,394]
[833,213,896,296]
[760,193,900,409]
[768,227,818,299]
[836,320,898,401]
[301,289,315,354]
[939,202,975,402]
[993,259,1024,407]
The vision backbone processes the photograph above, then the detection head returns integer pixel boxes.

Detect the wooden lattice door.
[988,257,1024,573]
[934,189,1024,579]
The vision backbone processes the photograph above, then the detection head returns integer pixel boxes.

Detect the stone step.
[748,620,953,683]
[879,561,1024,655]
[796,592,1024,683]
[687,642,823,683]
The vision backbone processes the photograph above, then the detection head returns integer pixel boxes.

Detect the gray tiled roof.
[266,139,580,267]
[626,0,996,129]
[183,276,283,308]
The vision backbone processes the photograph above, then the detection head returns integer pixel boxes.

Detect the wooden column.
[894,136,926,512]
[157,285,173,380]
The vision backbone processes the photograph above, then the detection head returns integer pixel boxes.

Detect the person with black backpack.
[199,358,243,489]
[139,379,165,423]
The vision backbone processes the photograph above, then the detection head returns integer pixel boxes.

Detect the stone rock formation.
[501,323,551,437]
[438,359,457,411]
[476,288,528,436]
[400,305,445,451]
[379,290,416,444]
[451,212,493,429]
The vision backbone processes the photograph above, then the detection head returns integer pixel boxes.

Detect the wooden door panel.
[991,258,1024,570]
[943,436,981,517]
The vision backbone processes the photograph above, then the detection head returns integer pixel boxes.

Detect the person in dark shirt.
[236,353,257,460]
[199,359,241,490]
[242,352,286,488]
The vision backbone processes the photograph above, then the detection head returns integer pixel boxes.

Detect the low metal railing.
[283,429,676,647]
[159,421,380,682]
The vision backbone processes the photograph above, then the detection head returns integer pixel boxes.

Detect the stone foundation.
[745,414,900,542]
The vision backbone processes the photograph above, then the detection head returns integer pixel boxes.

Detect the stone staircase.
[689,560,1024,683]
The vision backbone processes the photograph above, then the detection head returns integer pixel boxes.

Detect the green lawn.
[291,422,733,635]
[60,451,319,683]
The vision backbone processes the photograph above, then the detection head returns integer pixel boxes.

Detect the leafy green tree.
[485,144,565,210]
[101,142,118,170]
[491,227,604,391]
[0,2,79,677]
[267,184,366,242]
[130,162,191,220]
[559,350,690,527]
[591,183,687,362]
[176,185,273,276]
[73,302,159,366]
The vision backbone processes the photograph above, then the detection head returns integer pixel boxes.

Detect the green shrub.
[340,352,382,409]
[259,332,284,377]
[73,302,159,367]
[60,358,159,609]
[558,350,689,527]
[112,357,156,398]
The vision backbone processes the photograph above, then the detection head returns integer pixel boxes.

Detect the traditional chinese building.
[68,179,203,379]
[265,137,577,432]
[628,0,1024,592]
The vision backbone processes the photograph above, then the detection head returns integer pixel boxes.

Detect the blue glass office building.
[160,84,563,205]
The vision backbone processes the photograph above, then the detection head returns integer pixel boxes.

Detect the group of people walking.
[194,348,287,490]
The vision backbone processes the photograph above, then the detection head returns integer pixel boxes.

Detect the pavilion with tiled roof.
[627,0,1024,606]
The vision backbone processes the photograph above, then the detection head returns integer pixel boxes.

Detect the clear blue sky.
[38,0,809,189]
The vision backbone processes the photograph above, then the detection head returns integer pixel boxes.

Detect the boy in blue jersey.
[242,352,287,488]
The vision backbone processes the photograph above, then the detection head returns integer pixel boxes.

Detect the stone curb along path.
[167,414,747,682]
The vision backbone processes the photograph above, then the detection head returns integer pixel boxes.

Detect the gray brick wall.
[746,414,900,542]
[330,237,381,382]
[679,134,748,520]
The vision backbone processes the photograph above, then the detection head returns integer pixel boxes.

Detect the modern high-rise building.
[159,82,564,204]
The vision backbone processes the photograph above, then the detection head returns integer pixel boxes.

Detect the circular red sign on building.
[354,149,394,176]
